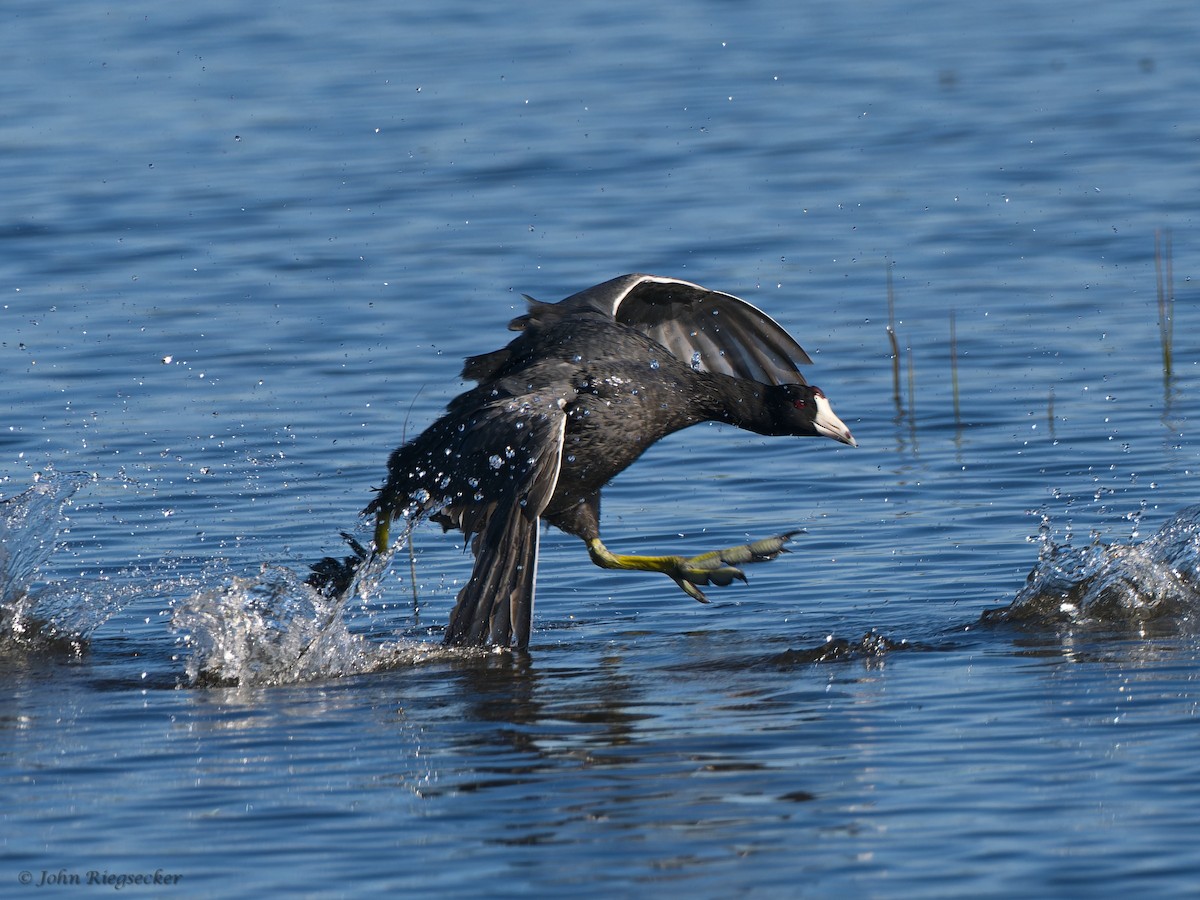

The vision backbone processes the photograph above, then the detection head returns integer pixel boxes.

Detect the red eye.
[793,398,807,409]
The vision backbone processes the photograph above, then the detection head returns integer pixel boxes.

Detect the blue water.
[4,0,1200,894]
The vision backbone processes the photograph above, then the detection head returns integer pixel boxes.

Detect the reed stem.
[1154,229,1174,382]
[950,309,960,430]
[886,263,902,414]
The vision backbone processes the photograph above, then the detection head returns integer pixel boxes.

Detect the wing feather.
[368,384,568,648]
[443,404,565,647]
[569,274,814,385]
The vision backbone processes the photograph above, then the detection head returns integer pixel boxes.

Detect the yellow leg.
[586,531,801,603]
[373,510,391,555]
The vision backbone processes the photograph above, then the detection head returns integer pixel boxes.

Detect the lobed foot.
[671,530,803,602]
[587,530,803,603]
[306,532,373,597]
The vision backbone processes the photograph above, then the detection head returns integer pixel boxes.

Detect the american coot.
[312,274,856,649]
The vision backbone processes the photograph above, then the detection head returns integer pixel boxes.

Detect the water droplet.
[489,455,503,470]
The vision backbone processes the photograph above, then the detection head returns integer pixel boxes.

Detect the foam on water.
[989,505,1200,632]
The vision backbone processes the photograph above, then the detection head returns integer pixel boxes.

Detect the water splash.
[1,472,94,651]
[172,562,382,686]
[0,472,459,684]
[1,471,206,656]
[170,530,467,687]
[988,504,1200,631]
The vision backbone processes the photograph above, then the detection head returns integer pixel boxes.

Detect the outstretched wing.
[602,274,813,386]
[515,274,813,385]
[463,274,813,388]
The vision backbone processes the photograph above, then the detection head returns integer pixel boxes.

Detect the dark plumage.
[312,274,856,649]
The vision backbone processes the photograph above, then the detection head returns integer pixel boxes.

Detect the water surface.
[3,0,1199,895]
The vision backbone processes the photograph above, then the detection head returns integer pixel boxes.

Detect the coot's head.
[768,383,857,446]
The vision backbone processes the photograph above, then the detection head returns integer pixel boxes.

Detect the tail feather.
[445,503,539,648]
